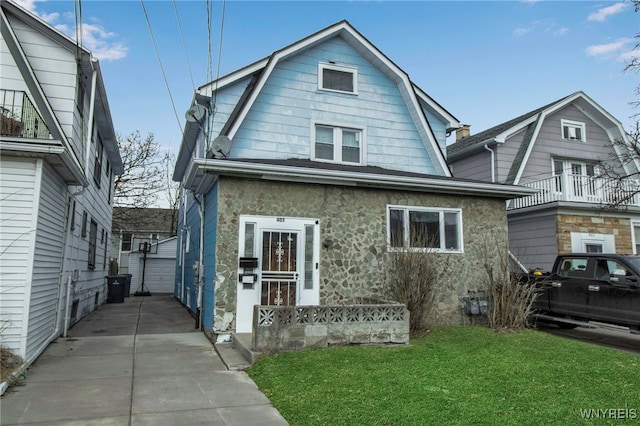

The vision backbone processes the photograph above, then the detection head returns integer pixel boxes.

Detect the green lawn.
[247,326,640,425]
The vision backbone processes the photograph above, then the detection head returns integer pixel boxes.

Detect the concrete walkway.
[1,294,288,425]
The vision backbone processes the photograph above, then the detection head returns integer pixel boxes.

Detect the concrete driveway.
[1,294,288,425]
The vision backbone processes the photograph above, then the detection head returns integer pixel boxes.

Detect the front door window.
[261,231,298,306]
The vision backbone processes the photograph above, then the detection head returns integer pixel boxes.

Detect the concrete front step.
[213,333,263,370]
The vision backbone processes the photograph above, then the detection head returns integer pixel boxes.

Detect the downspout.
[84,60,98,174]
[63,187,85,337]
[484,144,495,183]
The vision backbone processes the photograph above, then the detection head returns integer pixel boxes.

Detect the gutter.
[84,60,98,175]
[186,158,537,199]
[484,144,495,183]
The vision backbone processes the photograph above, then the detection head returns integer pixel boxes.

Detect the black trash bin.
[123,274,132,297]
[107,275,125,303]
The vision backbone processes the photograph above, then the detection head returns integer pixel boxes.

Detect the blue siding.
[175,192,201,313]
[227,36,441,175]
[201,181,218,331]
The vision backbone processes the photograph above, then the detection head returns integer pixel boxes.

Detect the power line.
[140,0,184,136]
[172,0,195,92]
[209,0,226,142]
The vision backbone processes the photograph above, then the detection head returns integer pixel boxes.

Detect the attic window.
[561,119,585,142]
[318,63,357,94]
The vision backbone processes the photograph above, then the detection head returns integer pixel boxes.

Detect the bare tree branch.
[113,131,168,209]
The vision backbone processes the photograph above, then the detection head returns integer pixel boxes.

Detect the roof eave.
[185,158,537,199]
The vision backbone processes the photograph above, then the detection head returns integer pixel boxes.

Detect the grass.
[247,326,640,425]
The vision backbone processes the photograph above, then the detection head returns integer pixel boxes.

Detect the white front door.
[235,216,319,333]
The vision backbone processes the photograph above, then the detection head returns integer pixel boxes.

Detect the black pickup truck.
[532,253,640,333]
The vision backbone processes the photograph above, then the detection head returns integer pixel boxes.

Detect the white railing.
[509,174,640,209]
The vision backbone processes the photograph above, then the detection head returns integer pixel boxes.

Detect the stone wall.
[213,176,509,330]
[252,304,410,352]
[557,214,632,253]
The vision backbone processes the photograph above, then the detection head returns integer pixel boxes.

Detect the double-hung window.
[94,134,103,188]
[318,63,357,94]
[387,206,463,252]
[561,119,586,142]
[314,124,362,164]
[88,219,98,270]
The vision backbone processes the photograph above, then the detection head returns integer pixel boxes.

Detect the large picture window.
[387,206,463,252]
[313,124,362,164]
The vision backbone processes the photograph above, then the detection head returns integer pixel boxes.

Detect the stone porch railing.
[252,304,409,353]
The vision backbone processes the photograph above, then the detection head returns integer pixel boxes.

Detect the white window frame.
[631,222,640,254]
[311,121,365,165]
[386,205,464,253]
[318,62,358,95]
[561,119,586,142]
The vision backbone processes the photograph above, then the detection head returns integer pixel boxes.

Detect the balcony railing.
[0,89,51,139]
[509,174,640,209]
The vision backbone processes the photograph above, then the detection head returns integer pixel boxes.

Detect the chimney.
[456,124,471,141]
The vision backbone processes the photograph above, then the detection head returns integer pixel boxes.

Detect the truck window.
[557,257,588,277]
[595,259,628,280]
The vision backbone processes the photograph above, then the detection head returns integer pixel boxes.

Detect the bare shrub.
[479,241,539,331]
[0,347,23,385]
[385,247,450,337]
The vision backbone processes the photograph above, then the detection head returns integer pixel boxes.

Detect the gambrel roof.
[174,20,459,181]
[446,91,633,185]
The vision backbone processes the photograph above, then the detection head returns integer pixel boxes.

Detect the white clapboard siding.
[26,162,66,361]
[0,31,29,92]
[0,158,39,358]
[9,18,78,147]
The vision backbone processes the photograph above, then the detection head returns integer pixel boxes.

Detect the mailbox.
[239,257,259,288]
[239,257,258,268]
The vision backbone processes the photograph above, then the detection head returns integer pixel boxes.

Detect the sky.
[14,0,640,159]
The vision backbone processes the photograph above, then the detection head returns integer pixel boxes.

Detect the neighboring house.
[111,207,178,274]
[0,1,122,363]
[447,91,639,272]
[127,236,177,294]
[172,20,533,338]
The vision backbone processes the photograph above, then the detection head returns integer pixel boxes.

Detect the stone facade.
[213,176,509,331]
[557,214,632,254]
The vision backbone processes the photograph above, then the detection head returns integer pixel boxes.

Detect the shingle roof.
[446,93,573,157]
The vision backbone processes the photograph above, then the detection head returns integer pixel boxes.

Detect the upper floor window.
[561,119,586,142]
[94,134,103,188]
[318,63,357,94]
[121,232,133,252]
[387,205,463,253]
[313,124,362,164]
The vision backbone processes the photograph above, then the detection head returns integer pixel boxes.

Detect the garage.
[127,237,177,294]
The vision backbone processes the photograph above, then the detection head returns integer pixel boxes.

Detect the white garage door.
[134,258,175,294]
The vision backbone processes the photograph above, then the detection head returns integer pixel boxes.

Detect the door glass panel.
[304,225,314,290]
[261,231,298,306]
[244,223,255,257]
